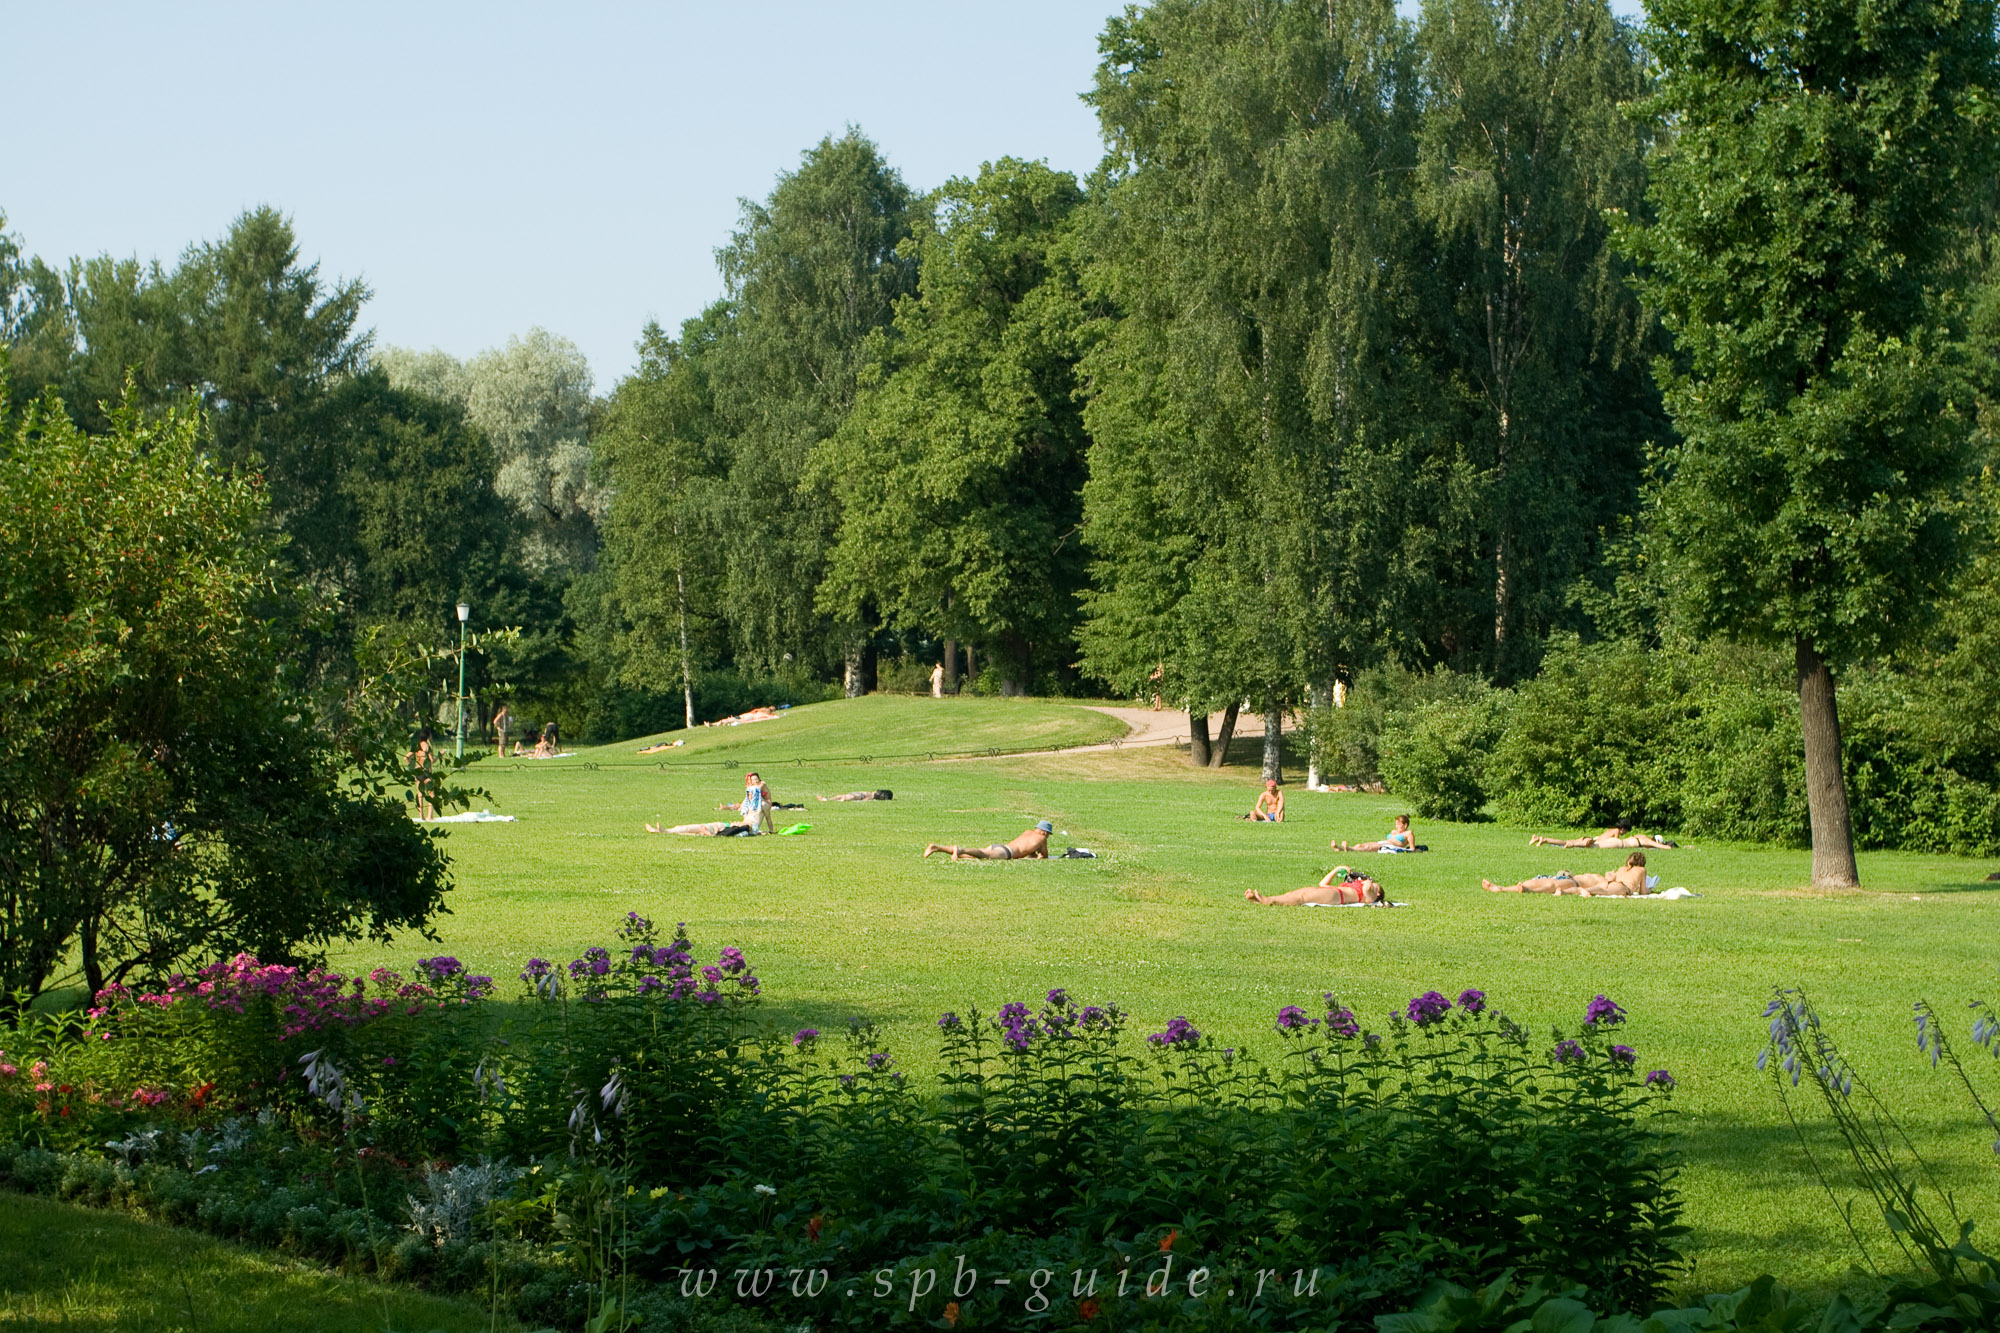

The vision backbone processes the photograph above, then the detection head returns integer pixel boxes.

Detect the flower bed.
[0,914,1682,1330]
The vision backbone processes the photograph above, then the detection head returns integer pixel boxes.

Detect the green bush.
[1307,666,1494,787]
[1379,687,1512,821]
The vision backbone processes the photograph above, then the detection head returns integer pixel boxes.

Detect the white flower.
[753,1183,777,1196]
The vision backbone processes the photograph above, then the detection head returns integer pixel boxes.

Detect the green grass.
[0,1189,518,1331]
[338,695,2000,1299]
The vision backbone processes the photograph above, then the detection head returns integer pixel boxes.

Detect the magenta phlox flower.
[1323,996,1361,1038]
[1148,1017,1201,1049]
[864,1052,893,1073]
[701,965,723,984]
[1610,1044,1637,1066]
[793,1027,820,1047]
[1406,991,1452,1026]
[1645,1069,1675,1088]
[1046,988,1070,1009]
[718,946,748,975]
[1554,1039,1586,1063]
[1456,989,1487,1015]
[1276,1005,1314,1032]
[938,1011,962,1030]
[1584,995,1627,1026]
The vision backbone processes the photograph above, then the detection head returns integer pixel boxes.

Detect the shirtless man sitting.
[1245,866,1387,906]
[924,819,1052,861]
[1529,824,1677,850]
[1484,852,1650,896]
[1243,779,1286,822]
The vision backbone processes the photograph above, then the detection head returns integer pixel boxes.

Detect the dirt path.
[938,704,1295,760]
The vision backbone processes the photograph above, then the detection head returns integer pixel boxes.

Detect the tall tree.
[1079,0,1415,770]
[814,158,1095,690]
[1621,0,2000,886]
[597,311,733,729]
[708,130,921,685]
[1413,0,1657,676]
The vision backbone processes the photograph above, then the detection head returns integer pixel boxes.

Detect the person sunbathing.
[645,820,754,836]
[924,820,1052,861]
[1242,779,1286,822]
[636,739,684,754]
[1484,853,1650,896]
[1335,814,1415,853]
[1528,824,1676,850]
[820,789,893,801]
[1245,866,1386,906]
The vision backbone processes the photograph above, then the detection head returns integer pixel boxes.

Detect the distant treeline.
[5,0,1996,858]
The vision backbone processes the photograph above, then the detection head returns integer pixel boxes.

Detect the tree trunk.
[1188,711,1212,767]
[1208,702,1241,769]
[1796,638,1860,888]
[1306,681,1331,788]
[944,639,958,694]
[1261,690,1284,782]
[676,562,695,730]
[965,644,976,688]
[844,644,866,698]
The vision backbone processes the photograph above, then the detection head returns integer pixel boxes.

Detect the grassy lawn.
[331,694,2000,1299]
[0,1190,517,1332]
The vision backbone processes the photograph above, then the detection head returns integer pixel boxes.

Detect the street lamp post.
[455,602,471,760]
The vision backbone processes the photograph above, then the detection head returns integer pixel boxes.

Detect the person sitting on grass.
[644,820,755,836]
[1334,814,1415,853]
[718,772,775,833]
[1528,824,1676,850]
[1245,866,1387,906]
[1243,778,1286,822]
[924,820,1052,861]
[820,789,893,801]
[1483,853,1651,896]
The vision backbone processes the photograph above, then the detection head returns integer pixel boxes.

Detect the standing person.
[930,662,945,698]
[492,703,511,756]
[1243,779,1286,822]
[409,728,438,820]
[923,820,1053,861]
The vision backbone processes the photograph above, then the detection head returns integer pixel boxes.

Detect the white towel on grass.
[422,809,516,823]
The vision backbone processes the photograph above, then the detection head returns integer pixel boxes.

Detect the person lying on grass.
[1242,778,1286,822]
[1484,853,1651,896]
[820,789,893,801]
[1245,866,1386,906]
[1529,824,1676,850]
[644,821,755,836]
[1334,814,1415,853]
[924,819,1052,861]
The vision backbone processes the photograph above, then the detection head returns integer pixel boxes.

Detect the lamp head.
[456,602,470,623]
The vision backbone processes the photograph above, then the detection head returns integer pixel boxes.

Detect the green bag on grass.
[777,822,813,836]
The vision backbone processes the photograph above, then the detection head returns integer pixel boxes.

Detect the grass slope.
[339,696,2000,1297]
[0,1190,518,1331]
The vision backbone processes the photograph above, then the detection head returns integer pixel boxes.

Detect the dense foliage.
[0,913,1682,1330]
[0,380,452,1006]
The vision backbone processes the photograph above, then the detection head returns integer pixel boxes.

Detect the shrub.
[1306,665,1494,787]
[1379,687,1511,821]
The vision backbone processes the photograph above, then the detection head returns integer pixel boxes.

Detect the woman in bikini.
[1245,866,1387,906]
[1334,814,1414,853]
[1483,853,1650,896]
[1529,825,1676,850]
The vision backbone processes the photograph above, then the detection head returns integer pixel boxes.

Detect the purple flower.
[695,990,720,1005]
[1046,988,1070,1008]
[1406,991,1452,1026]
[718,946,748,975]
[1276,1004,1314,1032]
[938,1011,962,1030]
[416,956,463,983]
[521,958,552,980]
[1079,1006,1109,1029]
[1147,1017,1201,1049]
[1554,1039,1586,1064]
[1456,989,1486,1015]
[864,1052,893,1073]
[997,1001,1030,1027]
[1645,1069,1676,1089]
[793,1028,819,1047]
[638,976,665,995]
[1610,1044,1637,1066]
[1324,998,1360,1038]
[701,965,723,984]
[838,1074,856,1087]
[1585,994,1627,1027]
[464,976,495,1000]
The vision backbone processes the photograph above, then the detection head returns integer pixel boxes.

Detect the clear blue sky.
[3,1,1640,391]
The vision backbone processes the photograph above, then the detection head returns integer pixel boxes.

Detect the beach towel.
[1303,900,1409,907]
[1061,847,1097,858]
[422,809,516,823]
[776,822,813,836]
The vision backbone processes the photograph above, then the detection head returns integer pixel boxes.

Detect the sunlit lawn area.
[0,1190,517,1332]
[319,694,2000,1299]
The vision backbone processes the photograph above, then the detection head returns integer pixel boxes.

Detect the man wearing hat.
[923,819,1053,862]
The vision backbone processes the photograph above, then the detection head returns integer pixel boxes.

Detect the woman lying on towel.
[1483,853,1650,896]
[1529,824,1676,850]
[1333,814,1415,853]
[644,820,755,837]
[1245,866,1386,906]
